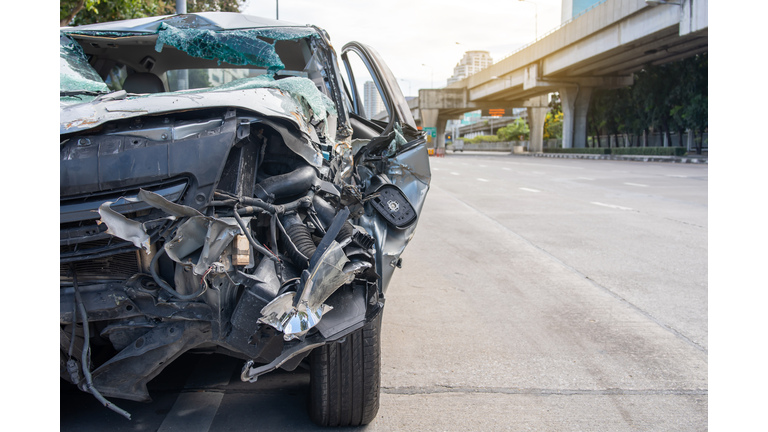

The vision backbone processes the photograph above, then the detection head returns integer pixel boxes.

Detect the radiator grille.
[60,242,139,282]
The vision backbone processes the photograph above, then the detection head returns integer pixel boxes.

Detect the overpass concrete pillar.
[561,87,594,148]
[421,108,438,148]
[527,105,548,153]
[436,116,447,150]
[420,109,448,151]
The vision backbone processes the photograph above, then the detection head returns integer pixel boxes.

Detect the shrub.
[542,147,687,156]
[610,147,687,156]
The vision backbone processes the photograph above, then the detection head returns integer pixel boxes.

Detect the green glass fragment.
[60,34,109,102]
[387,123,407,156]
[153,23,318,70]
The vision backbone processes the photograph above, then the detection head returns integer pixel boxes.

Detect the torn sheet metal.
[136,189,202,218]
[97,189,240,275]
[97,203,151,253]
[164,216,240,276]
[258,292,330,340]
[259,240,367,340]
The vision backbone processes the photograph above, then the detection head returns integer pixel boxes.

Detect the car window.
[340,50,390,122]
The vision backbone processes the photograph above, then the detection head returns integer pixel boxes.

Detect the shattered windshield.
[60,34,109,103]
[154,22,316,70]
[61,23,321,98]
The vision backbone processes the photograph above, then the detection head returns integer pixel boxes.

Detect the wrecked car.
[60,12,430,426]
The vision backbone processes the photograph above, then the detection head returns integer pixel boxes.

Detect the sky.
[244,0,562,97]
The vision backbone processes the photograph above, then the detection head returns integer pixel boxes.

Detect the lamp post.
[422,64,434,89]
[518,0,538,40]
[176,1,188,90]
[276,0,279,19]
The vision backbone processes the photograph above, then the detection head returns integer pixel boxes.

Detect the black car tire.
[309,313,382,426]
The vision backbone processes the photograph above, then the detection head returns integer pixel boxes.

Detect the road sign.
[424,127,436,144]
[481,108,506,117]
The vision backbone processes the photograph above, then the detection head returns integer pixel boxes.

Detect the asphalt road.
[61,153,708,431]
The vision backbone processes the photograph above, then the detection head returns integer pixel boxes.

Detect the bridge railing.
[494,0,611,65]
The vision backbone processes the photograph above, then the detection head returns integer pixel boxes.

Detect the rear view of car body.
[60,12,430,426]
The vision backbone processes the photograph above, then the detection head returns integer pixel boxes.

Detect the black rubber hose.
[70,264,132,420]
[254,166,317,201]
[312,195,337,228]
[312,195,356,243]
[280,212,315,268]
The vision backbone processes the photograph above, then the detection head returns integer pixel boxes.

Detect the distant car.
[60,12,430,426]
[453,139,465,152]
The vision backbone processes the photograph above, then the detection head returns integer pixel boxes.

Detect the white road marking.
[502,167,512,171]
[432,168,440,171]
[510,161,583,169]
[578,177,595,180]
[532,171,545,174]
[480,165,488,167]
[520,188,540,193]
[477,178,489,182]
[666,174,688,178]
[591,202,633,211]
[451,172,460,175]
[624,182,648,187]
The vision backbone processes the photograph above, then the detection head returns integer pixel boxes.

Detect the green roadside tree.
[497,118,529,142]
[61,0,243,27]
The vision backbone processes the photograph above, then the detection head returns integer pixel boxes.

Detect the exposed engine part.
[280,212,314,268]
[232,234,251,266]
[254,165,317,202]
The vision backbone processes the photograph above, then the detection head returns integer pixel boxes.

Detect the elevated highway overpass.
[411,0,708,152]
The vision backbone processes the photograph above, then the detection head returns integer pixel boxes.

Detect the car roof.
[61,12,309,33]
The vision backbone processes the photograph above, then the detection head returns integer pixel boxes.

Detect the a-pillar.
[561,86,594,148]
[526,96,548,153]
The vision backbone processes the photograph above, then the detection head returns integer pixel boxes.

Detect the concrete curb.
[520,152,708,164]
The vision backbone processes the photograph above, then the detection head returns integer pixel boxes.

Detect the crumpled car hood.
[61,86,320,136]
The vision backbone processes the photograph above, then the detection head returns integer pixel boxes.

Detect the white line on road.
[520,188,540,193]
[591,202,633,211]
[532,171,545,174]
[451,172,460,175]
[666,175,688,178]
[578,177,595,180]
[624,182,648,187]
[432,168,440,171]
[502,167,512,171]
[477,178,489,182]
[480,165,488,167]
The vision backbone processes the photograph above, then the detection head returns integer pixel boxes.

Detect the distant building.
[561,0,603,23]
[447,51,493,85]
[363,81,386,119]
